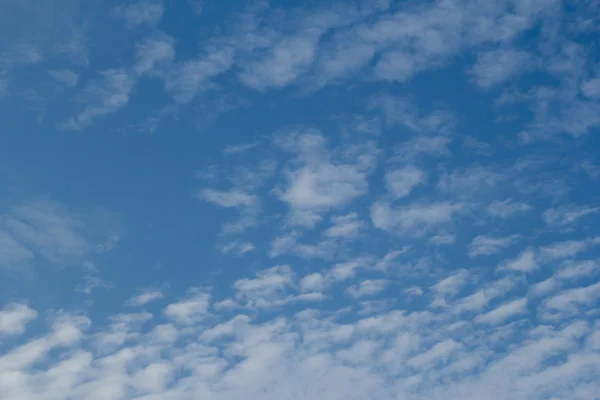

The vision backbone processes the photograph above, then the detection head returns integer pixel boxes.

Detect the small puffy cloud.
[499,248,538,272]
[430,233,456,245]
[281,164,367,218]
[475,298,528,325]
[430,270,470,308]
[384,165,425,198]
[164,291,210,324]
[199,188,257,208]
[239,35,319,90]
[219,241,256,256]
[328,258,369,281]
[469,234,519,257]
[233,265,295,307]
[0,303,38,336]
[371,201,464,236]
[127,290,165,307]
[278,131,377,227]
[323,213,364,238]
[347,279,389,298]
[300,272,327,292]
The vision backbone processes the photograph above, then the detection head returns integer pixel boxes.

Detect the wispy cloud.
[127,290,165,307]
[113,0,165,28]
[470,49,539,89]
[469,235,519,257]
[62,69,135,130]
[371,201,465,237]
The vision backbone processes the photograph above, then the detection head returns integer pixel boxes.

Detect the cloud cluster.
[2,1,600,399]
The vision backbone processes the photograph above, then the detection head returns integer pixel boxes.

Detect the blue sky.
[1,0,600,398]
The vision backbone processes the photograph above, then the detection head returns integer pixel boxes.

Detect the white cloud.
[164,291,210,324]
[581,77,600,98]
[219,241,256,256]
[500,248,538,272]
[542,282,600,318]
[223,142,258,155]
[269,232,332,259]
[76,275,113,295]
[384,165,425,198]
[371,201,464,236]
[430,233,456,245]
[555,260,598,281]
[127,290,165,307]
[282,164,367,209]
[372,95,455,135]
[300,272,327,292]
[48,69,79,88]
[62,69,135,130]
[164,47,234,103]
[430,270,470,308]
[475,298,528,325]
[347,279,388,298]
[1,200,99,265]
[131,362,174,394]
[323,213,364,238]
[199,188,259,233]
[278,131,377,227]
[329,258,369,281]
[390,135,452,162]
[580,160,600,180]
[471,49,539,89]
[0,303,38,336]
[406,339,461,371]
[113,0,164,28]
[239,35,319,90]
[134,34,175,76]
[233,265,295,308]
[487,199,532,218]
[437,167,503,195]
[453,277,517,314]
[0,230,33,269]
[199,189,257,208]
[538,240,588,261]
[469,234,518,257]
[4,1,600,399]
[544,205,599,228]
[1,277,599,400]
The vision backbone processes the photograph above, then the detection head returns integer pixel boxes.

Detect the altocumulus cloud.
[1,0,600,399]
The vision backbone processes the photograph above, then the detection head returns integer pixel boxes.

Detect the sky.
[1,0,600,399]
